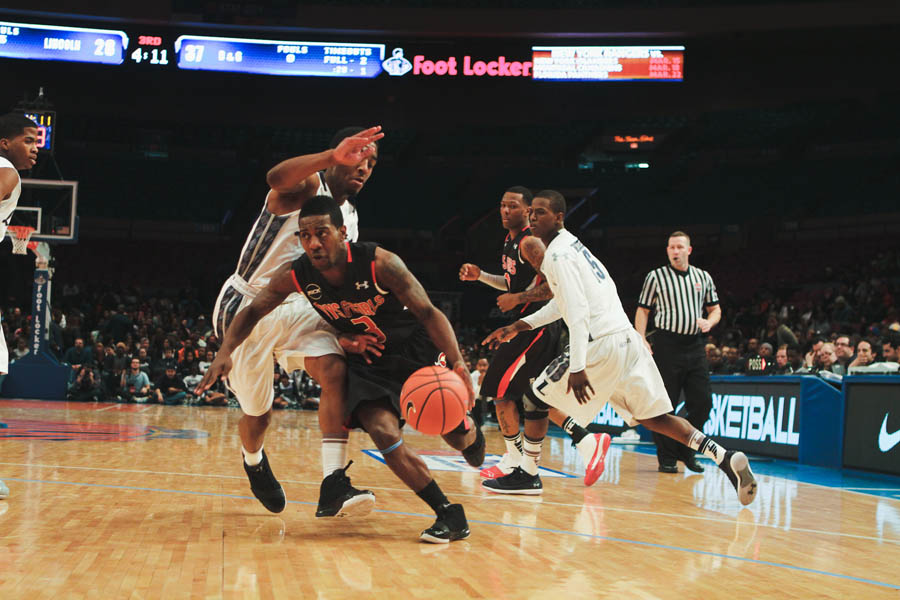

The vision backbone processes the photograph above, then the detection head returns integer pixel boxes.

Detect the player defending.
[460,186,609,493]
[210,126,382,517]
[201,196,483,542]
[0,113,39,501]
[483,191,757,506]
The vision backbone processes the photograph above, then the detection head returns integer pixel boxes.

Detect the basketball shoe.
[420,503,470,543]
[577,433,611,487]
[316,461,376,518]
[0,479,8,500]
[461,424,486,468]
[243,450,286,513]
[719,450,758,506]
[482,467,542,495]
[480,452,518,479]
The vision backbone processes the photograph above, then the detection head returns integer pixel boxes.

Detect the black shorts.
[343,327,445,430]
[480,320,563,400]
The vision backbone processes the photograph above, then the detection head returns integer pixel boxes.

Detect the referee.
[635,231,721,473]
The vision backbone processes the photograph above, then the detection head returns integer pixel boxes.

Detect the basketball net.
[8,225,36,255]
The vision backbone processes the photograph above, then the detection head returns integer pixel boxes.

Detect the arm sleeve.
[637,271,657,309]
[704,271,720,306]
[521,298,562,330]
[553,255,592,373]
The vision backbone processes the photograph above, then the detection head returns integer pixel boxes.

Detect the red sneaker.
[583,433,611,487]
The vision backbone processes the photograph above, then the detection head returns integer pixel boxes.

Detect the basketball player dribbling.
[460,186,609,494]
[484,190,757,506]
[207,126,383,517]
[0,113,40,501]
[201,196,482,542]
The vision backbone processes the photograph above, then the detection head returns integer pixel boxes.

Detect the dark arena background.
[1,1,899,598]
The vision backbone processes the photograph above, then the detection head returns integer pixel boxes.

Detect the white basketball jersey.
[0,155,22,243]
[233,172,358,295]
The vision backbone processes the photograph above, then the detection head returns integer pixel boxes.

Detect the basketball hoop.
[7,225,37,256]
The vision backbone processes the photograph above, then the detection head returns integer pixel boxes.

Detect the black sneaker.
[481,466,543,495]
[420,503,470,544]
[243,450,286,513]
[719,450,757,506]
[461,422,486,468]
[315,461,376,518]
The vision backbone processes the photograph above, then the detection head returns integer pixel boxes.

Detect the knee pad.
[523,389,550,414]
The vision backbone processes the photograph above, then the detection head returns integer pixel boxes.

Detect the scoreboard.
[0,18,683,82]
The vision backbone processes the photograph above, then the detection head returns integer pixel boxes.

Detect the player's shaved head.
[299,195,344,228]
[0,113,37,141]
[535,189,566,214]
[504,186,533,205]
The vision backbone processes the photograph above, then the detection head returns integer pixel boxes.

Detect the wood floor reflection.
[1,399,898,599]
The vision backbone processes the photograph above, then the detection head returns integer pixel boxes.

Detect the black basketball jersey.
[291,242,420,354]
[501,227,546,317]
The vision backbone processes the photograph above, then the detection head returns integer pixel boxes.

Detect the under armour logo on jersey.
[355,281,370,290]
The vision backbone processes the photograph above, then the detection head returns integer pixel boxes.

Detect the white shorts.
[213,279,342,416]
[0,311,7,374]
[530,328,673,427]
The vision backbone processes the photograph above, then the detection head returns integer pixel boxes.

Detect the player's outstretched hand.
[338,333,384,364]
[452,360,476,410]
[496,292,519,312]
[332,126,384,166]
[482,325,519,350]
[195,354,233,394]
[567,370,595,405]
[459,263,481,281]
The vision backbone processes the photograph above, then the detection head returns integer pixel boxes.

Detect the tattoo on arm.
[517,282,553,304]
[519,236,546,272]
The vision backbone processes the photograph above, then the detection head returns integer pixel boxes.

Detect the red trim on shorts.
[496,328,545,398]
[346,242,353,263]
[290,269,304,294]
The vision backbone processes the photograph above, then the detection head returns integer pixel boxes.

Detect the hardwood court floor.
[1,399,898,599]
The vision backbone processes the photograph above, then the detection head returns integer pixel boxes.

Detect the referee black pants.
[650,332,712,466]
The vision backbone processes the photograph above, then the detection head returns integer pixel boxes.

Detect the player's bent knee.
[306,354,346,387]
[523,390,550,420]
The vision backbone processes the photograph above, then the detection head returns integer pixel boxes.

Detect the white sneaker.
[0,479,9,500]
[613,428,640,442]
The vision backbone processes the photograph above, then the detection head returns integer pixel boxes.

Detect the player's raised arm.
[266,126,383,197]
[376,247,474,407]
[195,262,296,392]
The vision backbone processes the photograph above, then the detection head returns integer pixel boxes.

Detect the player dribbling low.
[483,190,757,506]
[201,196,485,542]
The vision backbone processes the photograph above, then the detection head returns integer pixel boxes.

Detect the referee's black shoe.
[461,423,486,468]
[316,461,376,518]
[243,450,286,513]
[658,463,679,474]
[680,448,705,473]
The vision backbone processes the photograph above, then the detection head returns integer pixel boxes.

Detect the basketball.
[400,366,468,435]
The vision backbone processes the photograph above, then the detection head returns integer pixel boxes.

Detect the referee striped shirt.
[638,265,719,335]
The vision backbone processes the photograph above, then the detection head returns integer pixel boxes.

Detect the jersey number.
[350,316,387,343]
[572,240,606,281]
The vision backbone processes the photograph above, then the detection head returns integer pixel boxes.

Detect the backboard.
[10,178,78,243]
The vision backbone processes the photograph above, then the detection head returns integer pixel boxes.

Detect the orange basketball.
[400,366,468,435]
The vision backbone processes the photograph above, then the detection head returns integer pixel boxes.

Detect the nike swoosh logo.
[878,413,900,453]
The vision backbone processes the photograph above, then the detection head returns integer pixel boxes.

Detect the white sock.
[242,445,263,466]
[688,430,725,465]
[521,435,543,476]
[503,432,524,465]
[322,435,349,477]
